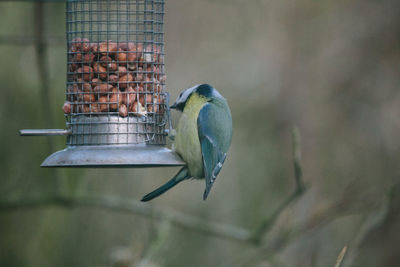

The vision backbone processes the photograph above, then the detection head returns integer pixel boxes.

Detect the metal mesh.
[64,0,166,146]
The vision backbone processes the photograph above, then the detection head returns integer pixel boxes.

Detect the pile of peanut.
[63,38,165,118]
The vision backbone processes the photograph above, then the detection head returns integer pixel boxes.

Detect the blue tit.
[141,84,232,201]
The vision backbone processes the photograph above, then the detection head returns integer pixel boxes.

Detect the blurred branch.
[292,127,306,192]
[34,2,54,152]
[334,246,347,267]
[0,35,65,46]
[342,187,391,267]
[33,2,65,194]
[0,194,252,243]
[220,127,309,266]
[138,217,172,267]
[250,126,307,244]
[0,128,308,263]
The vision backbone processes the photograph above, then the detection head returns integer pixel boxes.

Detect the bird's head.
[170,84,223,111]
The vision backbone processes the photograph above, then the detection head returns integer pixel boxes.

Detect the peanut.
[83,53,95,64]
[99,41,118,55]
[83,93,95,103]
[119,86,136,109]
[94,83,113,94]
[69,63,78,72]
[82,104,91,113]
[119,91,126,106]
[127,51,137,62]
[81,38,90,53]
[82,83,92,92]
[118,42,135,51]
[99,56,112,67]
[130,100,147,116]
[98,96,108,112]
[67,84,80,94]
[118,73,133,89]
[91,78,100,88]
[90,104,99,113]
[90,42,99,53]
[144,44,153,63]
[130,101,138,113]
[136,67,144,81]
[63,101,72,114]
[126,86,136,106]
[146,65,161,79]
[119,104,128,117]
[117,66,127,73]
[136,84,144,92]
[139,94,153,106]
[70,37,82,52]
[142,76,153,92]
[136,43,143,62]
[67,40,165,116]
[117,49,127,62]
[72,52,83,63]
[108,88,119,110]
[75,66,93,82]
[108,62,118,72]
[93,62,107,80]
[109,74,119,83]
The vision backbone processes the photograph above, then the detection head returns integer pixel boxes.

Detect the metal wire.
[64,0,166,146]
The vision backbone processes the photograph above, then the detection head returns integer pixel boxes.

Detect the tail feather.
[203,153,227,200]
[141,167,190,202]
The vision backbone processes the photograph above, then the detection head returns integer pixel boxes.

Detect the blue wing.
[197,102,232,200]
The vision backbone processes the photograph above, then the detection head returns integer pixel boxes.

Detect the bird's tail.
[141,167,190,202]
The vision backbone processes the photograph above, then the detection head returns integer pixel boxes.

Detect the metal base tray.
[41,144,186,168]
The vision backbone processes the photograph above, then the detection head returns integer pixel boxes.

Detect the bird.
[141,84,232,201]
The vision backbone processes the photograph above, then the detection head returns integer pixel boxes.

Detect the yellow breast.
[175,94,208,178]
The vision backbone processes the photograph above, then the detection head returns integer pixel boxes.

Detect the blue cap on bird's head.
[170,84,222,111]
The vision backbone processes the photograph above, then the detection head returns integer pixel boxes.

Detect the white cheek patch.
[175,84,199,106]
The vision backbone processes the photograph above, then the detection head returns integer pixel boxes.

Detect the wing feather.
[197,103,229,200]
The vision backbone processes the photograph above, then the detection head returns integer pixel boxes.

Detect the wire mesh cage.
[20,0,185,168]
[65,0,166,146]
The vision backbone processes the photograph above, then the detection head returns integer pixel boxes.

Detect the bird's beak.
[170,103,177,109]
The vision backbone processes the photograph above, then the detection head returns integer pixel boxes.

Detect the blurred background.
[1,0,400,266]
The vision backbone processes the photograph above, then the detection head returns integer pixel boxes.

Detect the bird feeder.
[20,0,185,168]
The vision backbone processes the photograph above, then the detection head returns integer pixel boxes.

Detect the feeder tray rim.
[40,144,186,168]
